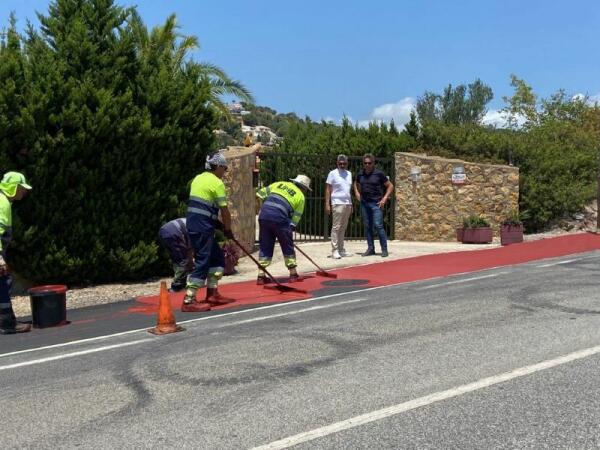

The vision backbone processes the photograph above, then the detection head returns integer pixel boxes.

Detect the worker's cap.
[337,154,348,162]
[290,174,312,192]
[205,151,228,170]
[1,171,32,190]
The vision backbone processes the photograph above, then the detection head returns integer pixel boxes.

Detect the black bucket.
[28,285,68,328]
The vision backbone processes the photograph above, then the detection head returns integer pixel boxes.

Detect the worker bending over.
[255,174,311,284]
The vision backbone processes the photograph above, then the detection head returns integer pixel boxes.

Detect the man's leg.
[158,233,191,292]
[183,232,212,312]
[171,261,190,292]
[338,204,352,255]
[372,203,388,256]
[331,205,343,258]
[360,201,375,255]
[275,223,299,281]
[0,274,30,334]
[257,219,276,284]
[205,239,235,305]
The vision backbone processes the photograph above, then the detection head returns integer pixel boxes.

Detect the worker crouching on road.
[255,174,311,284]
[158,218,193,292]
[159,218,231,293]
[0,172,32,334]
[183,152,236,312]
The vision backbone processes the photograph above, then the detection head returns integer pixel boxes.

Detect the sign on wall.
[452,165,467,185]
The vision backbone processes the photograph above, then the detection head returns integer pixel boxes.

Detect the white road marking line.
[536,258,579,268]
[416,272,506,290]
[0,339,151,371]
[4,250,598,360]
[218,298,365,327]
[250,344,600,450]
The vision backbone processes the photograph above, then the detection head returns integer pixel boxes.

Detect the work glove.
[224,229,235,240]
[215,220,225,231]
[0,255,7,276]
[290,224,296,232]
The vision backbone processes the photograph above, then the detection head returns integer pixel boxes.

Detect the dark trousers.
[258,219,296,268]
[360,201,388,251]
[0,274,15,328]
[158,234,193,290]
[187,231,224,287]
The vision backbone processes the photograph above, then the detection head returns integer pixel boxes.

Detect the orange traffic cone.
[148,281,184,335]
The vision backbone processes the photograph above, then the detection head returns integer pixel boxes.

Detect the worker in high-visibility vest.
[255,174,311,284]
[183,151,236,312]
[0,172,32,334]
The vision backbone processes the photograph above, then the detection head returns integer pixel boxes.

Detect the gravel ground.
[10,228,593,318]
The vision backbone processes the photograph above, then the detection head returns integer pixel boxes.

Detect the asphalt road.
[2,251,600,449]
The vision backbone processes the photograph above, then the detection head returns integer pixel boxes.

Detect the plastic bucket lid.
[28,285,68,295]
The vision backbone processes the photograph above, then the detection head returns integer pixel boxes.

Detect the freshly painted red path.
[133,233,600,315]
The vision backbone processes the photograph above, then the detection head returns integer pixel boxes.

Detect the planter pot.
[501,224,524,245]
[456,227,464,242]
[461,227,493,244]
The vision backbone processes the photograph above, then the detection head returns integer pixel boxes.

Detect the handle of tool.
[293,244,326,272]
[231,237,281,286]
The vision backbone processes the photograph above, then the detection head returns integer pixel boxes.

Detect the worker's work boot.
[0,321,31,335]
[181,294,211,312]
[288,271,302,283]
[256,275,272,285]
[205,288,235,306]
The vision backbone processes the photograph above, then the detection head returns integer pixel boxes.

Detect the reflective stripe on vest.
[264,197,291,216]
[187,207,218,220]
[190,195,216,208]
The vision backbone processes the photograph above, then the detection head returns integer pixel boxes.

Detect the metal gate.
[256,152,395,242]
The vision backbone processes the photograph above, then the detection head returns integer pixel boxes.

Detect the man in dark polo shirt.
[353,153,394,257]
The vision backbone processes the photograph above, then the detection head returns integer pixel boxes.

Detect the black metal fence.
[256,152,395,242]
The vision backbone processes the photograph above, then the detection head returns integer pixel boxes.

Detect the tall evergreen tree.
[0,0,219,284]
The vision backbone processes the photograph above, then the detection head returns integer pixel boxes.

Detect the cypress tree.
[0,0,217,284]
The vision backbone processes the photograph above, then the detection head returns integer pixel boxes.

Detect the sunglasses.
[363,161,373,165]
[338,161,347,165]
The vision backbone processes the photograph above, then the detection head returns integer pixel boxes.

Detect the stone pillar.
[222,146,258,252]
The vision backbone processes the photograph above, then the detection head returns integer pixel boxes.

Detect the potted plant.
[458,215,493,244]
[500,211,524,245]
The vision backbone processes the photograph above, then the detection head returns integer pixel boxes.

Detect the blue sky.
[2,0,600,126]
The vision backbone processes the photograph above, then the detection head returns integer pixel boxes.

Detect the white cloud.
[322,97,417,129]
[482,109,508,127]
[368,97,416,126]
[572,92,600,105]
[588,93,600,105]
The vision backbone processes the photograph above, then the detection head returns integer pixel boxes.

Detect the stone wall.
[222,145,257,252]
[394,152,519,241]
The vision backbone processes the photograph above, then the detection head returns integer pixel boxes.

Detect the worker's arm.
[256,184,271,201]
[220,206,233,237]
[378,179,395,209]
[291,196,305,228]
[0,206,9,275]
[215,181,234,239]
[325,183,332,215]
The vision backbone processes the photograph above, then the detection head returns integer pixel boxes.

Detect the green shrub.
[462,215,491,229]
[502,210,524,226]
[0,1,217,285]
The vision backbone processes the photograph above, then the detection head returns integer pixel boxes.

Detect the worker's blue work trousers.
[258,219,295,266]
[360,201,388,252]
[188,231,224,287]
[0,274,15,327]
[158,223,190,267]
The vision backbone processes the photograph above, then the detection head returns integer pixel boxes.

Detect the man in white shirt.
[325,154,352,259]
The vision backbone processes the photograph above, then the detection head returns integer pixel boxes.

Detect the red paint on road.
[133,233,600,315]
